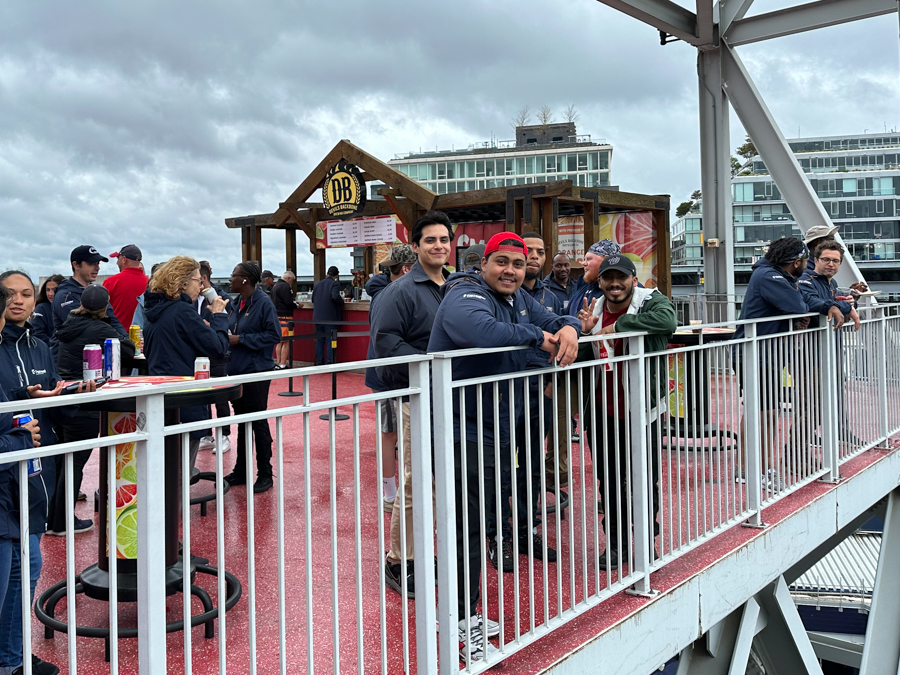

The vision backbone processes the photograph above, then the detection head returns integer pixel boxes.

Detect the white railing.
[2,307,900,674]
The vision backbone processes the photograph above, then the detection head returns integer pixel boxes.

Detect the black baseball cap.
[81,284,110,311]
[110,244,142,262]
[70,245,109,264]
[598,254,637,277]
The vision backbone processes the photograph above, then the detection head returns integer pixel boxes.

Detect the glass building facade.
[671,132,900,278]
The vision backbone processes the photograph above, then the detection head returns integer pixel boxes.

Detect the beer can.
[12,415,40,476]
[104,338,121,381]
[83,344,103,381]
[129,325,143,356]
[194,357,211,380]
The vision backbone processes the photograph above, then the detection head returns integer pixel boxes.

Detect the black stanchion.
[320,328,349,421]
[278,320,303,398]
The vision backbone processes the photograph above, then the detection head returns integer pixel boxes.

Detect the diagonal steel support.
[859,487,900,674]
[753,577,824,675]
[724,0,898,45]
[719,44,867,289]
[717,0,756,35]
[595,0,703,44]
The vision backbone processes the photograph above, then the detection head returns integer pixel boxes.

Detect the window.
[847,201,854,215]
[485,160,495,177]
[765,182,773,197]
[843,178,856,194]
[446,163,455,179]
[525,157,535,174]
[437,163,446,180]
[552,136,563,142]
[527,138,537,144]
[599,151,609,170]
[589,152,599,170]
[535,156,545,173]
[505,159,515,176]
[407,165,418,180]
[516,158,525,175]
[577,153,588,171]
[877,199,885,214]
[475,160,485,178]
[546,156,556,173]
[567,154,578,172]
[831,201,839,216]
[466,162,475,178]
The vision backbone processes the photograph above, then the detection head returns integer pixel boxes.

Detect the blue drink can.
[12,414,40,477]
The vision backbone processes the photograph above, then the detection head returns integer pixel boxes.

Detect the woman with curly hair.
[143,256,231,471]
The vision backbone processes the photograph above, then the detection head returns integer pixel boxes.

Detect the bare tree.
[512,105,531,129]
[537,105,554,125]
[563,104,579,124]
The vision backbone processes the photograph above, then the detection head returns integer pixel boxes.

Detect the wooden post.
[540,198,555,277]
[310,208,326,282]
[513,199,524,236]
[286,228,298,293]
[583,199,597,254]
[653,208,672,296]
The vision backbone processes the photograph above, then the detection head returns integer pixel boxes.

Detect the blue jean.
[315,324,336,365]
[0,535,42,668]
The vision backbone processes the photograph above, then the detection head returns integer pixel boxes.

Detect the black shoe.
[385,560,415,599]
[488,538,514,573]
[599,547,626,570]
[519,532,557,563]
[46,516,93,537]
[13,655,60,675]
[253,475,273,493]
[76,490,87,502]
[224,472,246,486]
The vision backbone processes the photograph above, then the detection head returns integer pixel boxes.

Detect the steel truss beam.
[724,0,898,46]
[859,487,900,674]
[752,577,824,675]
[594,0,703,45]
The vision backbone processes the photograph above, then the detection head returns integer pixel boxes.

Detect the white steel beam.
[719,44,868,290]
[752,577,824,675]
[717,0,756,35]
[724,0,898,45]
[697,0,716,46]
[594,0,702,44]
[859,487,900,675]
[698,49,735,314]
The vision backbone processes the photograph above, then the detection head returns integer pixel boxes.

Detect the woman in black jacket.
[54,284,136,537]
[31,274,64,346]
[224,262,281,493]
[143,256,230,473]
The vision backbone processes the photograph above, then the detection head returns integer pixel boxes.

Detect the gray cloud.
[0,0,896,279]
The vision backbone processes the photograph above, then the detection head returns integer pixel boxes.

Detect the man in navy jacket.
[798,240,860,330]
[428,231,579,664]
[311,266,343,365]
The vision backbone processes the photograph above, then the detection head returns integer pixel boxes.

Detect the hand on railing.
[827,306,846,330]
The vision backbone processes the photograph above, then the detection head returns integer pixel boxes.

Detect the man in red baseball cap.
[104,244,148,328]
[428,231,580,664]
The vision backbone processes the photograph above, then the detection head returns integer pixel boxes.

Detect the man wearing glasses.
[798,241,860,331]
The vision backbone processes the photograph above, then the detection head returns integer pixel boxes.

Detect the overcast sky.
[1,0,897,280]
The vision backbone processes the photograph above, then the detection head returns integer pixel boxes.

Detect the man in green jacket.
[577,254,676,570]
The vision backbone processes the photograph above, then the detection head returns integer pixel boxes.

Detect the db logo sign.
[323,161,366,218]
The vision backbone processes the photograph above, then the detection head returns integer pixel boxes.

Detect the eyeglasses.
[189,276,202,283]
[817,257,842,265]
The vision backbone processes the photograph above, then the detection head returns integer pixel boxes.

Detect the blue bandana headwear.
[588,239,621,257]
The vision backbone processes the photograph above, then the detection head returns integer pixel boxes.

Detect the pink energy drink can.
[83,344,103,381]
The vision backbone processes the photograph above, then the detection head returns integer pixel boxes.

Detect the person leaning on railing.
[142,256,230,478]
[222,262,282,494]
[0,282,71,675]
[576,254,676,571]
[427,231,580,664]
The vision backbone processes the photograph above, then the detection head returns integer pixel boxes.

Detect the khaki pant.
[544,372,583,486]
[386,403,435,564]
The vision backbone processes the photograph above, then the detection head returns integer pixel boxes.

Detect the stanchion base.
[278,391,304,397]
[319,412,350,421]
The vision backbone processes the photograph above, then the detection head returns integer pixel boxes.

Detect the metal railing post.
[626,336,654,596]
[409,359,437,672]
[431,355,459,675]
[876,306,890,444]
[135,391,168,674]
[818,324,839,482]
[743,323,764,527]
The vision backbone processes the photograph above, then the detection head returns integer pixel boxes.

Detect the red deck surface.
[28,372,896,674]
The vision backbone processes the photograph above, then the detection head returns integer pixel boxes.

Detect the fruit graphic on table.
[116,506,139,559]
[121,462,137,484]
[112,413,137,435]
[115,443,134,476]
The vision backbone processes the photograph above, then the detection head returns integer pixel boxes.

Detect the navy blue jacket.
[0,385,47,540]
[226,289,281,375]
[568,280,603,319]
[371,263,449,391]
[543,274,580,312]
[311,277,343,323]
[144,292,230,375]
[50,277,128,358]
[364,273,392,391]
[55,312,137,381]
[798,270,853,329]
[734,258,809,339]
[0,323,59,536]
[427,272,580,447]
[522,278,562,368]
[31,302,53,345]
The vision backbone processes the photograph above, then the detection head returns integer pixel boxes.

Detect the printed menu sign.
[324,215,396,247]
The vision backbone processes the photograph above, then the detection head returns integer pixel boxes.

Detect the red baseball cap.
[483,232,528,258]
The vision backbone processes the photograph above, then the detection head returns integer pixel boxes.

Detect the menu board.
[325,215,396,247]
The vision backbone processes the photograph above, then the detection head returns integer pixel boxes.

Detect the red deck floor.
[28,372,896,674]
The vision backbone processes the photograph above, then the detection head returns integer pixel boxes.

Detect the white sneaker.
[213,436,231,454]
[764,469,785,491]
[199,435,216,451]
[438,615,500,637]
[458,613,500,664]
